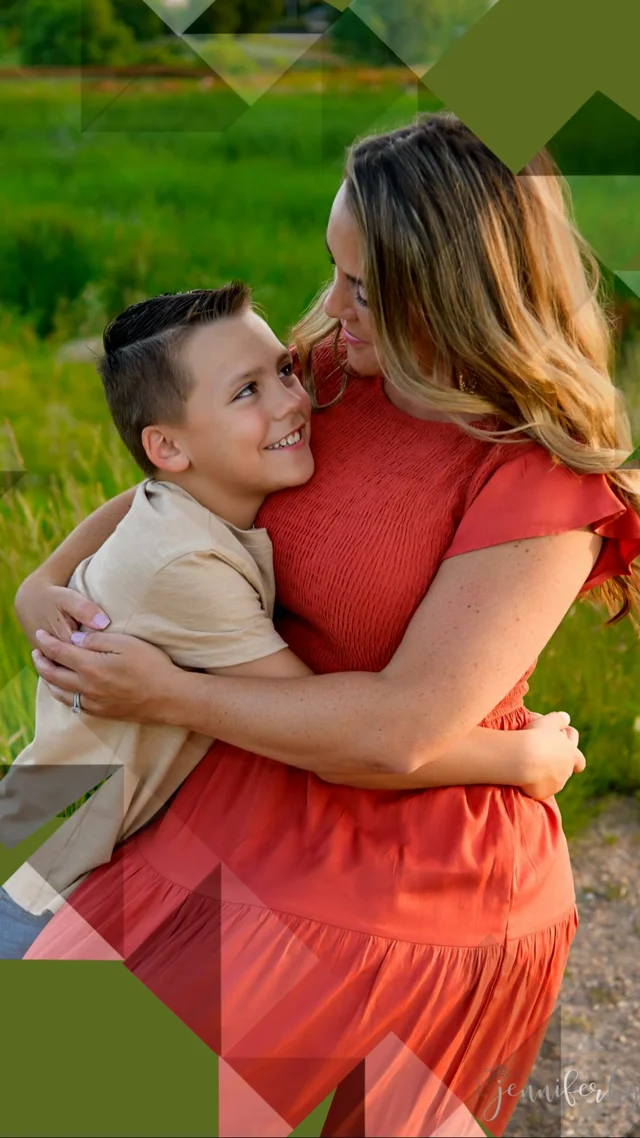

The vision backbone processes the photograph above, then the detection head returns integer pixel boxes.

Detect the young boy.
[0,282,315,957]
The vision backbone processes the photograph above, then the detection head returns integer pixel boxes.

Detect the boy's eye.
[234,382,257,401]
[279,361,294,379]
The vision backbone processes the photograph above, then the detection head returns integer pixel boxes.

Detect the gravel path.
[505,795,640,1138]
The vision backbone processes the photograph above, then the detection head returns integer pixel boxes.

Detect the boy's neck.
[154,471,264,532]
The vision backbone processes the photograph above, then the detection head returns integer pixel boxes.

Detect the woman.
[18,113,640,1136]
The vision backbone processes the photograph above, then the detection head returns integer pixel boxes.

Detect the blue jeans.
[0,886,54,959]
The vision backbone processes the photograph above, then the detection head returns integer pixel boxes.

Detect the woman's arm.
[213,650,580,795]
[32,527,600,779]
[316,712,581,797]
[15,488,137,646]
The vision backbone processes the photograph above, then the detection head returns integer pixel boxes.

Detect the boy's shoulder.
[124,480,270,571]
[72,479,275,624]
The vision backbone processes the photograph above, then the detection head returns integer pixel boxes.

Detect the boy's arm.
[210,648,312,679]
[15,488,138,647]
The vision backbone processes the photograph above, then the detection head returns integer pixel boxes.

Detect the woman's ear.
[141,425,190,473]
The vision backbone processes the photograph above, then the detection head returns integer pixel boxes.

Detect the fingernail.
[35,629,47,641]
[92,613,110,629]
[70,631,87,646]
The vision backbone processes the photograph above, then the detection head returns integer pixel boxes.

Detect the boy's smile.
[143,307,314,529]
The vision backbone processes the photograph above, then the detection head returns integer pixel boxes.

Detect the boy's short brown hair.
[97,283,252,476]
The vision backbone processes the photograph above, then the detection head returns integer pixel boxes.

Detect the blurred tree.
[187,0,286,34]
[21,0,134,66]
[186,0,242,33]
[111,0,166,41]
[0,0,20,26]
[330,6,398,65]
[0,0,21,55]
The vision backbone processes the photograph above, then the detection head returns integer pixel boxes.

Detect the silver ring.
[72,692,83,714]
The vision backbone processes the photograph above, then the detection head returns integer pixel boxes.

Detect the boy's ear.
[141,425,190,473]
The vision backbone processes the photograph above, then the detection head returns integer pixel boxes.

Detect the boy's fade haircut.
[97,282,252,476]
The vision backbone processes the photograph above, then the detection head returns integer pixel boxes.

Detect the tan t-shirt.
[1,479,286,915]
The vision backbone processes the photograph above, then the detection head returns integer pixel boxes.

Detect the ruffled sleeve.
[442,445,640,594]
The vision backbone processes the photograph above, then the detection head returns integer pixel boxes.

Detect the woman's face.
[324,184,381,377]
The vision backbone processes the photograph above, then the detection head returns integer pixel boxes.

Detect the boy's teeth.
[269,430,301,450]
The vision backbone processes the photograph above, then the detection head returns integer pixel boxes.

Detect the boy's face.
[156,308,314,498]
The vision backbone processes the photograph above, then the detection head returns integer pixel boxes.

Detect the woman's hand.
[519,711,585,801]
[31,628,180,723]
[15,575,111,649]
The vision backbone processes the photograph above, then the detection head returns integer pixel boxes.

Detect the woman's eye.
[355,285,368,308]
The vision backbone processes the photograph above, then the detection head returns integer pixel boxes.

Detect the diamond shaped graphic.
[364,1034,486,1137]
[183,33,324,106]
[141,0,217,36]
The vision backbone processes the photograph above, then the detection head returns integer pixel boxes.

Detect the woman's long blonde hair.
[293,111,640,628]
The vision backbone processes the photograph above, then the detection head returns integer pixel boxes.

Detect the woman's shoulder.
[444,435,640,593]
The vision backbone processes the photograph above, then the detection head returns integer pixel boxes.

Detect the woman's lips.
[343,327,365,345]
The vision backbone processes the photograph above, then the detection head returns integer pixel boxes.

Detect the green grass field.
[1,78,639,836]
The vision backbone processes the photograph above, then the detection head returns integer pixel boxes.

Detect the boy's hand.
[519,711,585,801]
[15,575,110,650]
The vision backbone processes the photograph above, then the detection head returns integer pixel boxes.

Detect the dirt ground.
[505,795,640,1138]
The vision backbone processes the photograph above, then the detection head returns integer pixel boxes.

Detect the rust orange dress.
[26,341,640,1137]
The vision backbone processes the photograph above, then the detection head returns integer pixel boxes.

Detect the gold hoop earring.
[457,370,478,394]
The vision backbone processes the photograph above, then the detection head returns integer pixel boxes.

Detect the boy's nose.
[273,382,307,420]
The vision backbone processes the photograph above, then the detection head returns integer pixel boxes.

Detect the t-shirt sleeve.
[442,445,640,594]
[126,551,288,669]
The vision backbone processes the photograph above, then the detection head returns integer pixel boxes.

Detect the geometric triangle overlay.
[183,34,323,105]
[141,0,217,36]
[424,0,640,173]
[616,272,640,299]
[547,91,640,175]
[0,470,25,497]
[347,0,491,78]
[218,1058,291,1138]
[362,1034,487,1137]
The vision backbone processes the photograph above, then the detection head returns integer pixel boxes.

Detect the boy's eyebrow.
[228,351,293,388]
[325,235,362,286]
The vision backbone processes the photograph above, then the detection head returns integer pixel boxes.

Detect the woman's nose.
[324,277,356,322]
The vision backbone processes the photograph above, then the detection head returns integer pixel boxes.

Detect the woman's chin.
[345,342,380,377]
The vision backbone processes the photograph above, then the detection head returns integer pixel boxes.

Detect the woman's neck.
[381,377,477,423]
